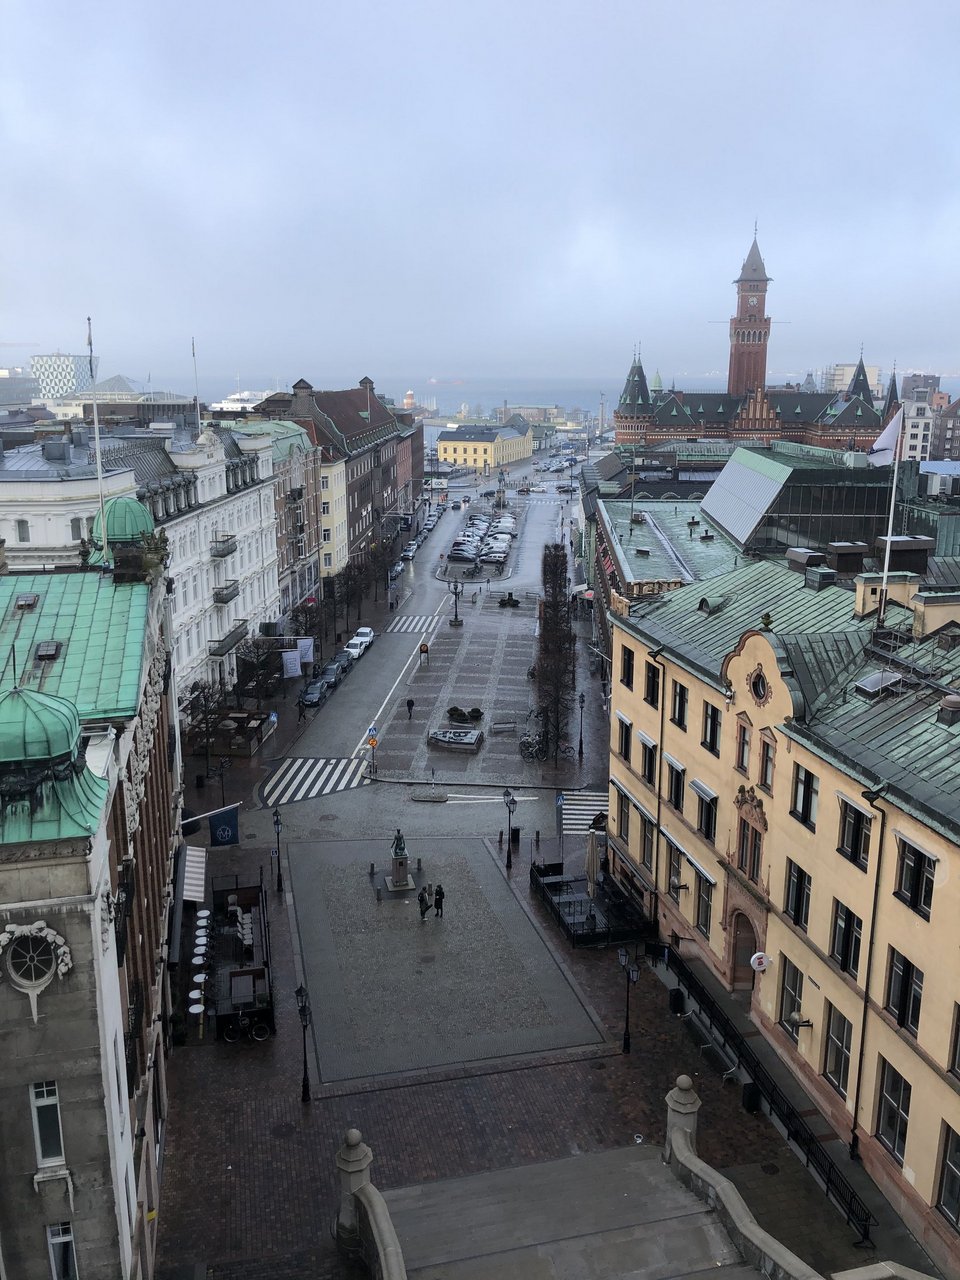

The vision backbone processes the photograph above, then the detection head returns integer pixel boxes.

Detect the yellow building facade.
[607,560,960,1275]
[436,425,533,472]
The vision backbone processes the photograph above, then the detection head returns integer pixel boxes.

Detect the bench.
[490,717,517,734]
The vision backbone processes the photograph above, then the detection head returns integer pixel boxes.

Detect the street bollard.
[376,886,382,903]
[369,862,375,877]
[417,857,422,872]
[498,829,504,846]
[535,830,540,847]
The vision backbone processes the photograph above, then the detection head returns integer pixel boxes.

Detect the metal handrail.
[663,946,876,1244]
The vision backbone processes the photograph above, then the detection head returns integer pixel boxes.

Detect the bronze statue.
[392,829,406,857]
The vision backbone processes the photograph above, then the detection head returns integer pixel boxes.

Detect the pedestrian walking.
[434,883,445,917]
[417,887,430,920]
[406,697,415,719]
[297,697,306,723]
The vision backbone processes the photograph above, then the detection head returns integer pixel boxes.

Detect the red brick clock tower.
[727,237,771,396]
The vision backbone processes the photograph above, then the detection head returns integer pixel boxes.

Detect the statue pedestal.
[385,853,414,893]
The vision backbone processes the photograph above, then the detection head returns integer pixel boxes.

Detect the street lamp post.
[273,806,283,894]
[448,578,463,628]
[503,788,517,870]
[295,984,312,1103]
[578,691,585,761]
[618,946,639,1053]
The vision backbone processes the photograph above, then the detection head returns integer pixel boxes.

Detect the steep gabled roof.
[824,396,881,429]
[617,355,651,415]
[651,394,695,429]
[882,372,900,421]
[846,357,874,402]
[734,237,771,284]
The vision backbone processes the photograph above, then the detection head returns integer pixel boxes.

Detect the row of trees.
[536,543,577,766]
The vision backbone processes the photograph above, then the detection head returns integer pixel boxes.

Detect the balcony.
[286,486,304,503]
[208,620,248,657]
[210,534,238,558]
[213,580,240,605]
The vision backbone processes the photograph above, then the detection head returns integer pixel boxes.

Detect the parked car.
[318,662,344,688]
[344,637,367,661]
[448,547,479,562]
[301,679,332,707]
[389,561,404,580]
[401,545,417,560]
[353,627,376,647]
[333,648,355,672]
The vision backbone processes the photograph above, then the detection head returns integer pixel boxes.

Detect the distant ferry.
[209,389,274,413]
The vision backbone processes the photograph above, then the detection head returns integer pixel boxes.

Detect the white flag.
[297,637,314,663]
[867,408,903,468]
[282,649,302,679]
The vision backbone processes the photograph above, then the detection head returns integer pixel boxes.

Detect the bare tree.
[290,599,323,663]
[236,638,279,710]
[537,543,576,765]
[340,557,367,625]
[183,680,226,777]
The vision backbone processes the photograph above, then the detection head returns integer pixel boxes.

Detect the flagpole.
[192,337,202,438]
[877,408,904,628]
[87,317,109,568]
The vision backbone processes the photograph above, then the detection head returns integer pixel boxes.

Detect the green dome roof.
[92,496,155,545]
[0,687,81,764]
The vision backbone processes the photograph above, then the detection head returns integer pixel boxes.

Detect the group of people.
[418,883,444,920]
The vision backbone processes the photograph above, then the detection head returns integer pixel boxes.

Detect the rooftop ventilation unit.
[700,532,715,542]
[35,641,62,662]
[15,593,39,611]
[805,566,837,591]
[854,670,903,700]
[937,693,960,726]
[634,547,651,557]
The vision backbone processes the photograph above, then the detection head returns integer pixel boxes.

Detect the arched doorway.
[732,913,758,990]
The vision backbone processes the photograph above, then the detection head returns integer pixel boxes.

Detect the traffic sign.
[368,723,378,737]
[368,736,378,748]
[419,642,429,654]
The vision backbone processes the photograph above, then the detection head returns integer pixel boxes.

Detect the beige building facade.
[436,424,533,472]
[607,559,960,1275]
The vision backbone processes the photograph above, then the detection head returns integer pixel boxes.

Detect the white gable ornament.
[0,920,74,1023]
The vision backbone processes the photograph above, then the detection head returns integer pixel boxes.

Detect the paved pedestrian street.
[288,837,603,1081]
[154,826,922,1280]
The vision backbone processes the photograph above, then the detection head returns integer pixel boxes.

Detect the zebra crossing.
[560,789,609,835]
[385,614,443,634]
[262,756,370,806]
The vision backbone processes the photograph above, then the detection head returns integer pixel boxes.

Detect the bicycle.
[222,1013,271,1043]
[519,732,547,762]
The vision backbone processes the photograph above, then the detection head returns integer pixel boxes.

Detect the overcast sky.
[2,0,958,398]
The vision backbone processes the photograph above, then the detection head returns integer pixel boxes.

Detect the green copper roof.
[0,574,150,719]
[228,419,311,460]
[618,559,874,688]
[92,495,155,545]
[0,765,109,843]
[0,687,80,763]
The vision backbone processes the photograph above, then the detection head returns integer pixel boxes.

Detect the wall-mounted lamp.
[669,876,690,893]
[788,1010,813,1029]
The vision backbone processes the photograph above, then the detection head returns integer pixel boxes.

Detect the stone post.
[664,1074,701,1163]
[335,1127,373,1257]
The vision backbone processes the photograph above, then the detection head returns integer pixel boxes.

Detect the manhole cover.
[760,1162,779,1176]
[272,1122,296,1139]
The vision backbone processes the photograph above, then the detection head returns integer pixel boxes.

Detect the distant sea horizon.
[191,371,960,419]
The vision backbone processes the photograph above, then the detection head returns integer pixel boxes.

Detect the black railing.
[530,863,655,949]
[114,862,136,966]
[663,946,877,1245]
[124,978,144,1097]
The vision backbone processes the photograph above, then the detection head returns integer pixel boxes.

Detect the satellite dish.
[750,952,771,973]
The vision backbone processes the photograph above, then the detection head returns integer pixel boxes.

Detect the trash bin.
[742,1082,762,1114]
[668,987,685,1016]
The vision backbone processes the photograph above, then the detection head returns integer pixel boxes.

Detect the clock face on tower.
[747,295,758,307]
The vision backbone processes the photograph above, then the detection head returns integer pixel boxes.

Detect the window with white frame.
[779,955,804,1040]
[31,1081,64,1165]
[46,1221,79,1279]
[695,873,713,937]
[938,1123,960,1232]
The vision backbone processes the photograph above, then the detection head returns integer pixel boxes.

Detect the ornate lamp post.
[273,806,283,894]
[295,984,312,1103]
[618,946,639,1053]
[503,788,517,870]
[578,691,585,761]
[448,578,464,628]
